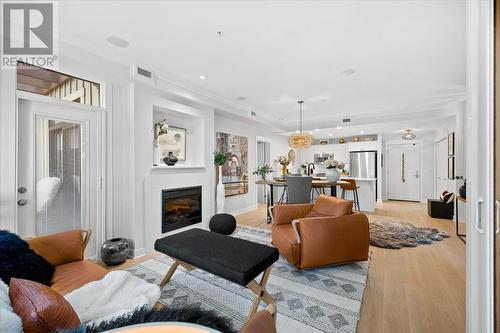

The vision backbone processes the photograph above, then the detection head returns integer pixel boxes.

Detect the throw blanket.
[65,271,160,325]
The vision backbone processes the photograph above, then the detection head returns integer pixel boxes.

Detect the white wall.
[214,115,289,215]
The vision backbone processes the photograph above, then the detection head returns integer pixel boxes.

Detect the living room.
[0,1,498,333]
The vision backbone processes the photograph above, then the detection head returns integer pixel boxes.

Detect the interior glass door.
[35,118,82,235]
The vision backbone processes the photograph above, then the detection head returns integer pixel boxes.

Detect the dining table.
[255,178,350,222]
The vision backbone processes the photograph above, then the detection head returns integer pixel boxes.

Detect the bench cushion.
[154,229,279,286]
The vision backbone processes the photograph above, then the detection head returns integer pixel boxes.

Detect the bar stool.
[340,179,360,211]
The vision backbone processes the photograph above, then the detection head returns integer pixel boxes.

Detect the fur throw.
[65,270,160,325]
[0,230,54,286]
[80,305,237,333]
[369,221,450,249]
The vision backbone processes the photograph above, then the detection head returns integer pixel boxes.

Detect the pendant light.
[289,100,313,149]
[402,129,416,140]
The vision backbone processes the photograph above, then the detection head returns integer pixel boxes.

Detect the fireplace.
[162,186,202,233]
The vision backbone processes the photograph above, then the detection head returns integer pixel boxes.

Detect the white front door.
[435,138,449,196]
[387,143,421,201]
[17,95,103,257]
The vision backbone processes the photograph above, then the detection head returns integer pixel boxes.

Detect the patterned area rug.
[126,226,370,333]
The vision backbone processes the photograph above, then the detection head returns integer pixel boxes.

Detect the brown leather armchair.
[271,195,370,269]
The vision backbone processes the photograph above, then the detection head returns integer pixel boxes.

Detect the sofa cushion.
[0,279,23,333]
[28,230,85,266]
[51,260,107,295]
[271,224,300,266]
[9,278,80,333]
[0,230,54,286]
[305,195,353,218]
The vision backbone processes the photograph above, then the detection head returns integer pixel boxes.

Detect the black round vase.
[209,213,237,235]
[163,152,178,166]
[459,182,466,198]
[101,238,130,266]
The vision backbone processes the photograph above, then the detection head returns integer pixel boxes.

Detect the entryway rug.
[369,220,450,249]
[126,226,370,333]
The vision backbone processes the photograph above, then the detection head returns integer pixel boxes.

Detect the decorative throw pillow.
[305,194,353,218]
[0,279,23,333]
[9,278,80,333]
[0,230,54,286]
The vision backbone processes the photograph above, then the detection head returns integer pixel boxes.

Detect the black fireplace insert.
[162,186,202,233]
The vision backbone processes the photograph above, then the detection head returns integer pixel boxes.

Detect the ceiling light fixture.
[329,133,333,137]
[315,128,319,132]
[337,126,342,130]
[340,69,356,76]
[360,130,365,134]
[402,129,416,140]
[106,36,129,48]
[199,75,206,80]
[289,100,313,149]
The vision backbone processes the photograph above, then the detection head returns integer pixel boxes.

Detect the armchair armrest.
[28,229,91,266]
[272,203,314,225]
[240,304,277,333]
[296,213,369,268]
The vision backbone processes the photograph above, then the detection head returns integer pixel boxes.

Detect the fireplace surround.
[162,186,202,233]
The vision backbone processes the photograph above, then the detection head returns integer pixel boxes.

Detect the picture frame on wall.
[448,132,455,156]
[155,125,187,161]
[448,156,455,180]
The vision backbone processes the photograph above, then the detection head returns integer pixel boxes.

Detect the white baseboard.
[133,248,146,258]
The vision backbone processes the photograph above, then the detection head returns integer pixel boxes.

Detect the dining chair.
[286,175,313,204]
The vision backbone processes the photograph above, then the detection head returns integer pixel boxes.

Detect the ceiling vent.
[342,118,351,123]
[131,65,155,86]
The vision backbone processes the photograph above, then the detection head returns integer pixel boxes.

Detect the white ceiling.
[58,0,466,133]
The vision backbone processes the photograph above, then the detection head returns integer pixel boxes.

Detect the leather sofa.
[271,195,370,269]
[27,229,108,295]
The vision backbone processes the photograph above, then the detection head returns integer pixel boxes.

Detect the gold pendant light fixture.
[289,100,313,149]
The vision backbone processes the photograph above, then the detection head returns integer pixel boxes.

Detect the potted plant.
[214,151,229,213]
[253,164,273,180]
[323,159,345,182]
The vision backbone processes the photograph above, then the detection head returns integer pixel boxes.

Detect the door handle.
[17,199,29,206]
[496,200,499,234]
[475,198,484,234]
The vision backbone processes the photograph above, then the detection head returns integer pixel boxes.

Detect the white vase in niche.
[326,168,341,182]
[216,166,225,213]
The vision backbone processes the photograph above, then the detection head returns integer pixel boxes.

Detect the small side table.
[455,196,466,244]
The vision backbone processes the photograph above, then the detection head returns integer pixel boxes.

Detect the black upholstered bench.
[154,228,279,320]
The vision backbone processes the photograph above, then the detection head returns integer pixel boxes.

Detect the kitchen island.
[340,177,377,212]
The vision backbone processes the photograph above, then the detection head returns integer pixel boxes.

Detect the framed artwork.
[448,132,455,156]
[216,132,248,197]
[156,125,186,161]
[448,157,455,180]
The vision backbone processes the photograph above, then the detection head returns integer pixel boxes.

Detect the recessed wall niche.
[153,105,205,167]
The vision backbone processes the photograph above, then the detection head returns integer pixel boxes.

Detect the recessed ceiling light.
[309,132,313,135]
[199,75,207,80]
[295,130,300,133]
[337,126,342,130]
[236,96,246,101]
[329,133,333,137]
[106,36,129,48]
[360,130,365,134]
[314,128,319,132]
[340,69,356,76]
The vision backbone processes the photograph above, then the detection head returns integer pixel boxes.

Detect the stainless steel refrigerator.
[349,151,377,179]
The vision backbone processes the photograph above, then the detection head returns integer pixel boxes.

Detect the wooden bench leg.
[160,260,179,287]
[246,267,274,321]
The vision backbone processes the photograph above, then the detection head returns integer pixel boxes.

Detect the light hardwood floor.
[235,201,465,333]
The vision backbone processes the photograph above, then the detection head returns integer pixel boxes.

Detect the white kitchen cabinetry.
[348,141,377,152]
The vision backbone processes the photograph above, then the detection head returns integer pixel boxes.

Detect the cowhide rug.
[369,221,449,249]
